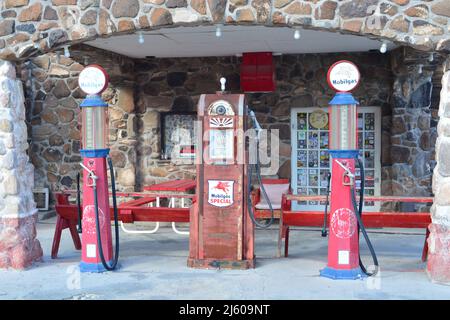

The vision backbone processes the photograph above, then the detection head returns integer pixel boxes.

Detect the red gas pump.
[320,61,378,280]
[77,65,120,272]
[188,78,275,269]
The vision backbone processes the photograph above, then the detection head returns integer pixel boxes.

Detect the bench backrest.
[55,193,70,205]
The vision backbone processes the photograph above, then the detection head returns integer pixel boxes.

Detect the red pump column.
[79,96,113,273]
[320,61,364,279]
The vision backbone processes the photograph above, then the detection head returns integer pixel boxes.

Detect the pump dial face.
[208,100,234,116]
[309,110,328,129]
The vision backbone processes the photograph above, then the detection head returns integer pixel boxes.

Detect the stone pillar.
[0,60,42,269]
[390,48,436,212]
[428,56,450,284]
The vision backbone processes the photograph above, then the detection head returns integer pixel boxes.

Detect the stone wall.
[428,55,450,284]
[1,0,450,62]
[20,46,138,197]
[388,48,438,201]
[133,56,242,187]
[131,51,395,188]
[20,45,444,210]
[0,60,42,269]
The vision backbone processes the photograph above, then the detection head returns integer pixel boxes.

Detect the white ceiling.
[86,25,395,58]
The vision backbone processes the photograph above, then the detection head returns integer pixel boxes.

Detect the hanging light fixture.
[294,29,301,40]
[215,24,222,38]
[138,32,145,44]
[379,42,387,54]
[63,45,70,58]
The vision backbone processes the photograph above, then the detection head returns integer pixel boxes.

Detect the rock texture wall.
[388,48,439,206]
[19,45,443,212]
[429,56,450,284]
[0,60,42,269]
[20,46,138,195]
[0,0,450,61]
[119,51,397,191]
[23,47,398,193]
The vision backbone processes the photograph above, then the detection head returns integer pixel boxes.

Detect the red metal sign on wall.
[240,52,276,92]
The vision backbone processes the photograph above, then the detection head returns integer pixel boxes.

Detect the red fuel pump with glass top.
[320,61,378,280]
[77,65,120,273]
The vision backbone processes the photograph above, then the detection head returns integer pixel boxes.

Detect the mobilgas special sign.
[208,180,234,207]
[327,60,360,92]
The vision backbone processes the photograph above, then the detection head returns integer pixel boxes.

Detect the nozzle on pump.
[248,109,262,140]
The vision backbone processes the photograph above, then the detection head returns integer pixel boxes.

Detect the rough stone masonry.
[0,61,42,269]
[0,0,450,60]
[428,56,450,284]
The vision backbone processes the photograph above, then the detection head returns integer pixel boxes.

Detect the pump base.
[320,266,365,280]
[80,260,114,273]
[187,258,255,270]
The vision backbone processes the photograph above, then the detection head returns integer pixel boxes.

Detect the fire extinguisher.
[246,109,275,229]
[79,156,120,271]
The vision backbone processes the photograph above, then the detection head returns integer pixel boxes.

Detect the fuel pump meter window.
[209,129,234,160]
[82,107,108,150]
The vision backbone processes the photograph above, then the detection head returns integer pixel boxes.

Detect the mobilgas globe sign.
[78,64,109,95]
[327,60,360,92]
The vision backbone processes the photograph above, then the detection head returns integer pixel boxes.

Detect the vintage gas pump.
[320,61,378,280]
[188,78,255,269]
[78,65,119,272]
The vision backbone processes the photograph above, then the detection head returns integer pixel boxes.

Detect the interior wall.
[20,45,441,210]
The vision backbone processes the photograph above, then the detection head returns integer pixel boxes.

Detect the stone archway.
[0,1,449,283]
[0,0,449,61]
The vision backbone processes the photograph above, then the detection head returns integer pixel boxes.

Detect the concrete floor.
[0,217,449,300]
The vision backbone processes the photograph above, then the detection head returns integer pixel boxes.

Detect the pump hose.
[76,172,82,233]
[350,157,379,276]
[92,156,120,271]
[246,122,275,229]
[321,172,332,237]
[247,111,275,229]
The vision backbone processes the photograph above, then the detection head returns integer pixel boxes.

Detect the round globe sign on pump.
[78,64,109,95]
[327,60,360,92]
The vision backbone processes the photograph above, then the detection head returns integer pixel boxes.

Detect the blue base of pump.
[320,266,366,280]
[80,148,110,158]
[80,260,114,273]
[328,149,359,159]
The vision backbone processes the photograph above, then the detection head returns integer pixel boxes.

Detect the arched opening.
[0,4,449,285]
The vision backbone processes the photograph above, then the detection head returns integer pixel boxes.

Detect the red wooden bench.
[51,193,82,259]
[52,192,190,259]
[278,194,432,261]
[251,179,290,219]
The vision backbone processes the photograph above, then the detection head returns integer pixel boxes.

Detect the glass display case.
[290,107,381,211]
